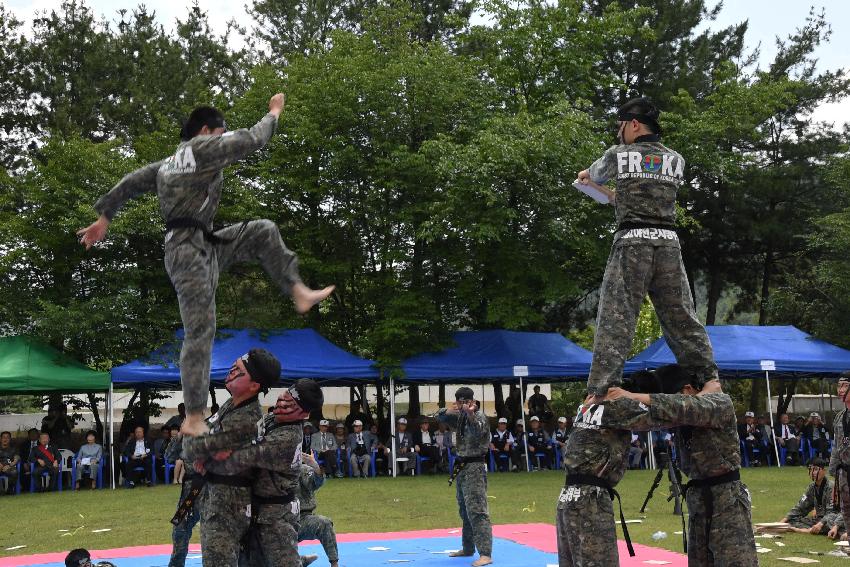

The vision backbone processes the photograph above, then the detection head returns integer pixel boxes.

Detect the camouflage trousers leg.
[685,481,757,567]
[555,485,617,567]
[840,471,850,554]
[455,463,492,557]
[169,503,201,567]
[298,513,340,563]
[587,242,717,397]
[242,503,301,567]
[200,486,252,567]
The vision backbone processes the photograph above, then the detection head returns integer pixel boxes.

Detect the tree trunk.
[349,387,358,414]
[493,384,506,418]
[705,268,723,326]
[358,385,370,416]
[375,381,386,433]
[759,246,774,326]
[777,379,797,416]
[408,385,421,418]
[438,384,446,409]
[86,392,103,439]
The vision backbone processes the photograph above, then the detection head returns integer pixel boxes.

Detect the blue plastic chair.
[72,455,104,489]
[0,461,21,495]
[121,455,156,487]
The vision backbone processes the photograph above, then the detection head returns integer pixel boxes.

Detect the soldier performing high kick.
[77,93,334,436]
[576,97,717,399]
[437,387,493,567]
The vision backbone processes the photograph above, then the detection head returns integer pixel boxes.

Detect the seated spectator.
[527,385,554,422]
[651,430,673,469]
[628,432,646,470]
[121,425,152,487]
[414,419,440,474]
[775,413,801,466]
[526,415,553,470]
[42,403,73,450]
[757,415,774,457]
[0,431,20,495]
[164,403,186,430]
[803,413,831,460]
[512,420,529,471]
[29,432,60,492]
[490,417,517,472]
[738,411,767,466]
[153,425,171,481]
[434,421,453,472]
[779,458,845,539]
[18,428,39,488]
[74,430,103,490]
[347,420,375,478]
[552,417,570,468]
[386,417,414,475]
[333,422,348,454]
[163,426,185,484]
[65,548,117,567]
[371,423,389,475]
[302,422,315,454]
[311,419,341,478]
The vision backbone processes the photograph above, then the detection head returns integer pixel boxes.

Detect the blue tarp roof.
[399,330,592,383]
[111,328,379,388]
[626,325,850,378]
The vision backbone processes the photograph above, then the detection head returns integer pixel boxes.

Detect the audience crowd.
[0,396,836,495]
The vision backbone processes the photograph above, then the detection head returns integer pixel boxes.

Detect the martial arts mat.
[1,523,687,566]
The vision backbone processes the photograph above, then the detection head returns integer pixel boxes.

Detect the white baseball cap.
[398,417,407,424]
[810,412,821,419]
[744,411,754,418]
[319,419,329,426]
[558,417,567,423]
[516,420,524,426]
[530,416,540,422]
[353,420,363,426]
[303,422,313,428]
[498,417,507,424]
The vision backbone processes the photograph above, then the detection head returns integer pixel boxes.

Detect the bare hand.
[576,170,590,184]
[604,388,629,401]
[76,216,110,250]
[213,450,232,461]
[828,525,840,539]
[194,460,206,475]
[810,522,823,534]
[698,379,722,395]
[269,93,285,117]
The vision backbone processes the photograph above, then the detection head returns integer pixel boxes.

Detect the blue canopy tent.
[626,325,850,466]
[388,330,592,475]
[111,328,379,388]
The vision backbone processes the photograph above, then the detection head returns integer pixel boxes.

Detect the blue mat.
[21,536,557,566]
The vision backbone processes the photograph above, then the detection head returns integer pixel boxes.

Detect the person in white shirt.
[311,419,341,478]
[414,419,440,474]
[121,425,152,487]
[347,420,375,477]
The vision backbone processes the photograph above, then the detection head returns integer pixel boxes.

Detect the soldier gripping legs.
[556,485,617,567]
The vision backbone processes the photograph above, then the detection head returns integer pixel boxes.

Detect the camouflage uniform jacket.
[187,415,303,500]
[296,461,324,516]
[563,403,632,486]
[436,409,489,457]
[592,393,740,480]
[93,113,277,240]
[183,395,262,478]
[588,139,685,247]
[829,408,850,478]
[787,479,844,529]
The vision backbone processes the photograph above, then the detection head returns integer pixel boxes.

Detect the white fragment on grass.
[624,520,643,524]
[756,547,772,553]
[91,529,112,533]
[775,541,786,547]
[673,531,683,535]
[777,557,820,564]
[5,546,26,551]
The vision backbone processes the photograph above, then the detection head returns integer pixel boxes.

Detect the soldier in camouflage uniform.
[603,365,757,567]
[78,94,334,437]
[828,372,850,551]
[187,378,324,567]
[167,433,202,567]
[576,98,718,399]
[182,349,277,566]
[780,457,844,537]
[296,451,340,567]
[436,387,493,566]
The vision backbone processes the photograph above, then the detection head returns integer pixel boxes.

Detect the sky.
[5,0,850,127]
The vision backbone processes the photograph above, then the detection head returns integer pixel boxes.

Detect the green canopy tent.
[0,336,113,487]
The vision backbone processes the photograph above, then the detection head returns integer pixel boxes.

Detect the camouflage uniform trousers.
[200,484,252,567]
[169,482,202,567]
[685,480,758,567]
[298,512,340,563]
[238,502,301,567]
[555,485,617,567]
[587,240,718,396]
[455,462,492,557]
[165,219,301,413]
[839,471,850,556]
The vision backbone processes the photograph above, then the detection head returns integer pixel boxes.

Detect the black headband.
[617,112,661,134]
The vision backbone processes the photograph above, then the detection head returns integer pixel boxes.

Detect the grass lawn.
[0,467,848,566]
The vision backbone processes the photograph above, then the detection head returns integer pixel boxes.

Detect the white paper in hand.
[572,181,610,204]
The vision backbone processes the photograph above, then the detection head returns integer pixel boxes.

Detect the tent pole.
[820,378,826,417]
[519,376,530,472]
[108,382,115,489]
[648,432,655,470]
[765,371,780,467]
[390,375,397,478]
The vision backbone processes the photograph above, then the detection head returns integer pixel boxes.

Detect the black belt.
[566,474,634,557]
[171,474,206,526]
[252,492,295,506]
[457,455,487,464]
[206,472,253,487]
[683,470,741,561]
[616,222,676,233]
[165,217,247,245]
